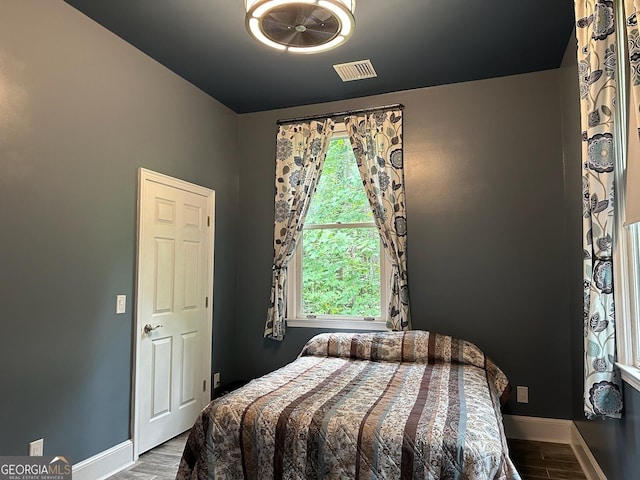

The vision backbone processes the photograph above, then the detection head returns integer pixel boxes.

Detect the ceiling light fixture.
[245,0,356,54]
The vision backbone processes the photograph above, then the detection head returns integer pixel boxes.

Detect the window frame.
[613,0,640,392]
[613,215,640,393]
[286,126,390,331]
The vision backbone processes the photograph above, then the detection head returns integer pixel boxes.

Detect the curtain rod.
[276,103,404,125]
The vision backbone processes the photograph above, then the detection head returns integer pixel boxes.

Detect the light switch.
[516,386,529,403]
[116,295,126,314]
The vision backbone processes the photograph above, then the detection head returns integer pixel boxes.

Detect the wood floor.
[507,439,587,480]
[107,431,189,480]
[108,434,587,480]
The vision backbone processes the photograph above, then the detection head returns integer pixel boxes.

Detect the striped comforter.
[176,331,521,479]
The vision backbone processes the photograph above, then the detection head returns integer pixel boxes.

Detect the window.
[614,104,640,390]
[286,128,389,330]
[613,2,640,391]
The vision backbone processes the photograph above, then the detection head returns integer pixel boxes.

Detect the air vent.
[333,60,377,82]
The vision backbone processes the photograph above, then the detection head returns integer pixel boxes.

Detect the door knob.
[144,324,163,334]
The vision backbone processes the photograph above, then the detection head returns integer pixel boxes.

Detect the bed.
[176,331,521,479]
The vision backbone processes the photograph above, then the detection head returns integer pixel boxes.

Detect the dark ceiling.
[63,0,576,114]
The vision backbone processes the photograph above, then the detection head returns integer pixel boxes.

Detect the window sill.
[616,362,640,394]
[287,318,388,331]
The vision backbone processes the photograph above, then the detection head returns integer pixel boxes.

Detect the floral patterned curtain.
[575,0,623,419]
[264,119,335,341]
[344,109,410,331]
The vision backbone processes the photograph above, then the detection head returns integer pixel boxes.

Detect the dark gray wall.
[0,1,238,462]
[236,69,573,418]
[560,30,640,480]
[559,31,586,424]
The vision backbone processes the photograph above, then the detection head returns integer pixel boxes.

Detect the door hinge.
[207,216,210,227]
[203,380,206,392]
[205,296,209,308]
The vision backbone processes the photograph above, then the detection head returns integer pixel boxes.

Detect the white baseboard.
[503,414,573,443]
[570,423,608,480]
[72,439,134,480]
[503,415,606,480]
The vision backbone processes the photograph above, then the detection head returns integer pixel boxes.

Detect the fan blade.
[308,7,332,23]
[301,30,336,46]
[267,11,298,26]
[278,30,303,45]
[266,4,318,27]
[262,16,295,30]
[302,24,338,36]
[259,4,343,47]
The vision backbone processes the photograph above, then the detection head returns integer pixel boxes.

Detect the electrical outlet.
[29,438,43,456]
[516,386,529,403]
[214,372,221,388]
[116,295,126,314]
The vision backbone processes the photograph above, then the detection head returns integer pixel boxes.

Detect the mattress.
[176,331,520,479]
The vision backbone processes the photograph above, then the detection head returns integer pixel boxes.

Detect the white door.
[134,169,214,455]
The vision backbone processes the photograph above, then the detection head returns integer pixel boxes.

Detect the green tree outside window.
[302,138,381,317]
